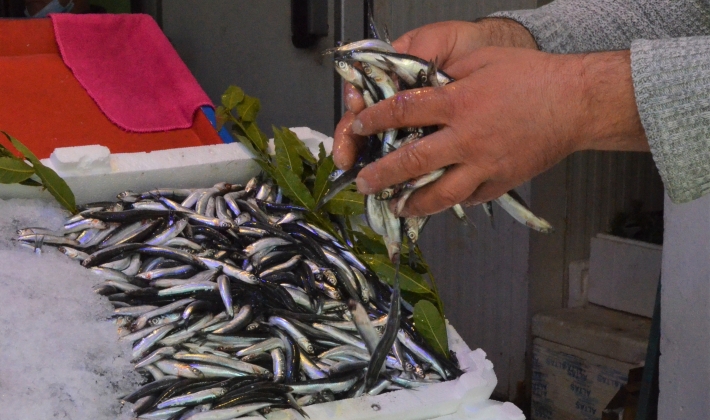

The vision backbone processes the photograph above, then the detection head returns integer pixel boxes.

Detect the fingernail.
[352,119,364,135]
[356,177,371,194]
[344,91,356,112]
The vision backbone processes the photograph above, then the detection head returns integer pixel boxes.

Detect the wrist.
[572,50,649,152]
[474,17,538,49]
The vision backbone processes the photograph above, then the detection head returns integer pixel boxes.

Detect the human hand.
[334,18,537,170]
[348,48,647,216]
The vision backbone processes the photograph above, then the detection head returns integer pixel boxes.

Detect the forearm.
[490,0,710,53]
[577,50,648,153]
[473,17,538,50]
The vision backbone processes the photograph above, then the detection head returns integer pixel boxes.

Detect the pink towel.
[51,14,212,132]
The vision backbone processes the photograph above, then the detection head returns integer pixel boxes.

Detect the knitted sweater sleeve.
[491,1,710,203]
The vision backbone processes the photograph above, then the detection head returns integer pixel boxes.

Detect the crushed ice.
[0,198,140,419]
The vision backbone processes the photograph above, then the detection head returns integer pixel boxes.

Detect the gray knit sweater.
[491,0,710,203]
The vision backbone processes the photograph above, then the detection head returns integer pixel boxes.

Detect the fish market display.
[324,37,553,259]
[15,178,463,419]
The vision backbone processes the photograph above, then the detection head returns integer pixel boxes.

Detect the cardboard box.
[531,338,638,420]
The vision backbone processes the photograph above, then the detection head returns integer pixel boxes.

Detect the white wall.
[659,193,710,418]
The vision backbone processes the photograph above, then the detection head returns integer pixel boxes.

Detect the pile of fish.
[15,178,463,419]
[324,37,553,262]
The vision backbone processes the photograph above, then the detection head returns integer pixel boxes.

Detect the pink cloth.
[51,14,212,132]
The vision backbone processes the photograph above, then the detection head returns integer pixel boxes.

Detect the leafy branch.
[218,85,449,358]
[0,131,76,213]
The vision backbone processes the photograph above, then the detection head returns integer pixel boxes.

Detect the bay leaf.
[33,161,76,213]
[0,144,13,158]
[237,95,260,122]
[221,85,245,110]
[350,230,387,255]
[0,156,35,184]
[6,132,76,213]
[280,127,316,164]
[215,105,231,131]
[323,190,364,216]
[312,155,334,205]
[318,142,327,163]
[359,254,434,298]
[243,122,268,152]
[274,128,303,178]
[413,300,449,358]
[270,164,316,210]
[235,134,268,161]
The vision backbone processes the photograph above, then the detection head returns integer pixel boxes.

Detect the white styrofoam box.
[0,127,515,419]
[50,144,111,175]
[531,338,636,420]
[588,233,661,317]
[435,401,525,420]
[0,127,327,205]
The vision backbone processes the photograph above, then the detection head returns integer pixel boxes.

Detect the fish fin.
[286,392,310,418]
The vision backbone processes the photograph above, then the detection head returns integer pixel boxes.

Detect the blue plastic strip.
[201,106,234,144]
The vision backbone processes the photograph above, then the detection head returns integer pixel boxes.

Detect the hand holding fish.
[334,21,648,217]
[335,18,538,171]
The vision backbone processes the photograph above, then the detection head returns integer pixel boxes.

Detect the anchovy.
[20,171,467,416]
[173,352,271,376]
[211,304,253,335]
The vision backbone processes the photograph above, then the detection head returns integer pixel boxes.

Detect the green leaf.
[237,95,261,122]
[215,106,232,131]
[360,254,434,298]
[318,143,327,163]
[270,164,316,210]
[248,126,268,153]
[274,128,303,178]
[244,122,268,152]
[351,230,387,255]
[413,300,449,358]
[33,161,76,213]
[0,144,14,158]
[221,85,245,110]
[234,134,268,161]
[0,157,35,184]
[312,155,335,205]
[6,132,38,161]
[5,132,76,213]
[323,190,364,216]
[280,128,317,164]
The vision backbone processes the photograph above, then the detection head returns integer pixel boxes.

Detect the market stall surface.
[0,198,140,420]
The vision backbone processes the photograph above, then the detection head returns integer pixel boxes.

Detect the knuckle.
[399,146,428,176]
[436,185,464,208]
[388,94,412,127]
[438,86,460,122]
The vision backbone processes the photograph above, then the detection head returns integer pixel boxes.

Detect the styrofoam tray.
[0,128,524,420]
